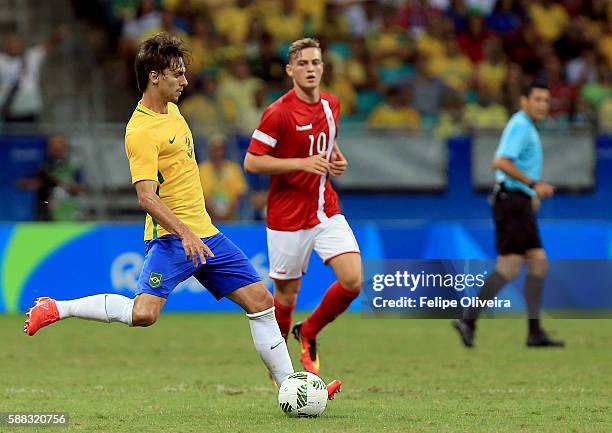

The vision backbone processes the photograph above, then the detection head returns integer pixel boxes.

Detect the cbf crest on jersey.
[185,136,193,159]
[148,272,163,288]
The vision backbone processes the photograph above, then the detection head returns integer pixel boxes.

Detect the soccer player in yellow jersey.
[23,33,342,398]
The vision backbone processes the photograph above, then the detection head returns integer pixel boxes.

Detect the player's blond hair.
[287,38,321,63]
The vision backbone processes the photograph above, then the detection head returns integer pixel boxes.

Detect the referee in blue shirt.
[454,82,564,348]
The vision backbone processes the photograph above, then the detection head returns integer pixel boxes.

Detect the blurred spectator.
[464,82,508,130]
[486,0,523,36]
[140,9,190,44]
[320,2,350,41]
[561,0,586,17]
[445,0,469,33]
[214,0,255,45]
[407,54,446,118]
[416,13,448,62]
[117,0,161,89]
[528,0,569,43]
[566,45,598,86]
[240,84,268,136]
[244,15,267,58]
[343,0,381,38]
[429,36,473,92]
[264,0,305,45]
[0,30,61,123]
[554,19,589,63]
[249,32,285,87]
[543,56,576,122]
[17,134,84,221]
[218,58,264,135]
[322,61,357,116]
[180,73,235,138]
[247,177,269,221]
[399,0,442,38]
[345,38,377,91]
[367,4,414,76]
[457,13,492,63]
[501,62,524,113]
[367,86,421,131]
[476,38,507,96]
[213,0,254,44]
[198,135,247,222]
[504,20,542,75]
[120,0,160,42]
[295,0,327,34]
[580,63,612,110]
[69,0,123,56]
[189,15,221,77]
[435,90,467,139]
[599,21,612,67]
[598,97,612,131]
[583,0,610,23]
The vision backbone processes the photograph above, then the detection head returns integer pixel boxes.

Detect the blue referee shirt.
[494,110,543,197]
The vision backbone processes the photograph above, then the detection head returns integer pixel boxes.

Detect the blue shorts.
[136,232,261,300]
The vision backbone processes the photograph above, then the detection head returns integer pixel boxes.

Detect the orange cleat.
[326,379,342,400]
[24,297,60,336]
[291,322,320,375]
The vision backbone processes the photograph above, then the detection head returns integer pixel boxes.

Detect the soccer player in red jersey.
[244,38,362,374]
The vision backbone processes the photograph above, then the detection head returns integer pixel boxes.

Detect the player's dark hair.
[287,37,321,62]
[521,80,549,97]
[134,32,188,93]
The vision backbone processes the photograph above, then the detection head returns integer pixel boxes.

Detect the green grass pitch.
[2,314,611,432]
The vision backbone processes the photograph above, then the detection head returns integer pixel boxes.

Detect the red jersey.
[248,89,341,231]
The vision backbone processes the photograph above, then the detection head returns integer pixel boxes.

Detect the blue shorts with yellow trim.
[136,232,261,300]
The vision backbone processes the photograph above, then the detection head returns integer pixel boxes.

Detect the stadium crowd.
[70,0,612,137]
[4,0,611,221]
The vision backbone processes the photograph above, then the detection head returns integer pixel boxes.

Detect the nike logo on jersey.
[270,341,283,350]
[169,134,176,144]
[296,123,313,131]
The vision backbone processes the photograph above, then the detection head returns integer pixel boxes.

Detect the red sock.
[274,298,295,340]
[301,281,358,340]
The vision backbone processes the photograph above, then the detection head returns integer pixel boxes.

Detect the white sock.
[56,294,134,326]
[246,306,294,386]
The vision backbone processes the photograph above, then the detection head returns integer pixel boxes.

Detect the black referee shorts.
[492,185,542,255]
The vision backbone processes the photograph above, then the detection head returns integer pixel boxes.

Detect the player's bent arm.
[244,152,302,175]
[492,157,554,198]
[491,157,534,185]
[245,152,329,176]
[134,180,193,239]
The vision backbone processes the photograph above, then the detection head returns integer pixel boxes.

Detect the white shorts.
[267,214,360,280]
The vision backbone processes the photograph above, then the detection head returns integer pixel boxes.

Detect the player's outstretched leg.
[291,321,319,374]
[273,279,300,340]
[24,294,136,336]
[298,253,362,374]
[228,283,295,386]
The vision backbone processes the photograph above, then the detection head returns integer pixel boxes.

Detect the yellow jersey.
[125,101,219,240]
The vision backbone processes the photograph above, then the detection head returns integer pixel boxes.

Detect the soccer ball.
[278,371,328,417]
